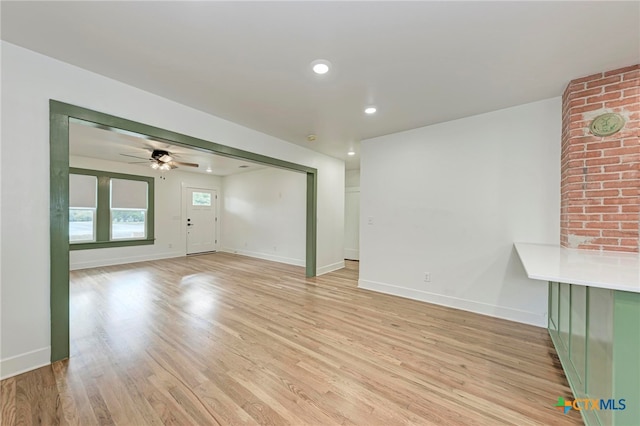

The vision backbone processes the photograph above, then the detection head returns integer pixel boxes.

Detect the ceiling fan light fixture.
[159,163,171,171]
[150,162,160,170]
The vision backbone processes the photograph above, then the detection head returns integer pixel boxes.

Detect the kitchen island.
[515,243,639,426]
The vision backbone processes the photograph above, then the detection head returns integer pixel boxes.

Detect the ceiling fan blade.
[169,163,179,169]
[173,161,199,168]
[120,153,150,160]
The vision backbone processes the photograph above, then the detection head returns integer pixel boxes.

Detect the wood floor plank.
[1,378,17,425]
[0,253,583,425]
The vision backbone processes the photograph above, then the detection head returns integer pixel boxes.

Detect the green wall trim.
[69,167,155,249]
[69,239,155,251]
[60,104,317,174]
[305,172,318,278]
[70,167,155,182]
[50,108,70,363]
[51,100,318,362]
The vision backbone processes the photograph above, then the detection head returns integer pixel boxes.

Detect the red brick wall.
[560,64,639,252]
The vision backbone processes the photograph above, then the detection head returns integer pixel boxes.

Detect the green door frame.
[50,100,317,362]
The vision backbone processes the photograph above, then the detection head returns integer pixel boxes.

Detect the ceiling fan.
[121,149,199,171]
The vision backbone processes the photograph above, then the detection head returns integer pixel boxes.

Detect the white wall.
[69,156,222,270]
[344,188,360,260]
[359,98,561,327]
[345,169,360,188]
[221,168,306,266]
[344,169,361,259]
[0,42,345,379]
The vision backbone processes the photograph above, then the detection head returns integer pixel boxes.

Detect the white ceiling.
[2,1,639,169]
[69,120,265,176]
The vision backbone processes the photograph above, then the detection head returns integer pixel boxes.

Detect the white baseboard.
[358,279,546,327]
[70,251,185,270]
[220,248,305,267]
[0,347,51,380]
[317,260,345,276]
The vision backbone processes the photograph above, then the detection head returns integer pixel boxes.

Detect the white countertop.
[515,242,640,293]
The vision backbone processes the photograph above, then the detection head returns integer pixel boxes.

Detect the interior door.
[344,187,360,260]
[186,188,217,254]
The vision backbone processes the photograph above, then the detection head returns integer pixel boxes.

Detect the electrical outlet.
[424,272,431,283]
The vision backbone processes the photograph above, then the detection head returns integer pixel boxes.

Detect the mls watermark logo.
[555,396,626,414]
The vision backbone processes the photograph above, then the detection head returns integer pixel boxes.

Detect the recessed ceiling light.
[364,106,377,114]
[206,167,212,173]
[347,150,356,156]
[307,134,317,142]
[311,59,331,75]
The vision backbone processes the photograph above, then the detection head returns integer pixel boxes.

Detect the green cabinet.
[548,282,640,426]
[570,284,587,396]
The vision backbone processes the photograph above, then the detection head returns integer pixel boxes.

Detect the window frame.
[69,207,97,243]
[69,167,154,250]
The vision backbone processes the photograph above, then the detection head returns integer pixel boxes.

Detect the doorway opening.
[51,100,318,362]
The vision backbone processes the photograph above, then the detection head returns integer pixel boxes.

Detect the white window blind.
[69,174,97,208]
[110,179,148,209]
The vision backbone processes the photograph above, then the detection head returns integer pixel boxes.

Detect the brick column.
[560,65,639,252]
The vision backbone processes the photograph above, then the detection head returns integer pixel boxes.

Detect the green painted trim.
[50,100,318,362]
[584,286,590,395]
[305,171,317,278]
[548,282,552,328]
[96,176,110,242]
[59,104,317,174]
[568,283,572,355]
[50,107,70,362]
[70,167,155,248]
[70,167,157,182]
[69,239,155,251]
[558,282,572,352]
[568,284,579,389]
[548,281,559,331]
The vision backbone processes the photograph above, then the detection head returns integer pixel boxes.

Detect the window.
[69,174,97,242]
[192,191,212,206]
[110,178,148,240]
[69,168,154,250]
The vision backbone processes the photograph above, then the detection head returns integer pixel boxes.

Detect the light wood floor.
[1,253,582,425]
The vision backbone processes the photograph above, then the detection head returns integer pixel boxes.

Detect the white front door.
[186,188,217,254]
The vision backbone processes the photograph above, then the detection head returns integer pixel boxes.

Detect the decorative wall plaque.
[590,113,625,137]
